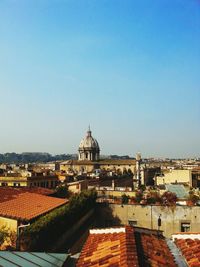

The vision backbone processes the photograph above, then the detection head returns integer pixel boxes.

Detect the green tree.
[55,184,70,198]
[20,189,97,251]
[135,190,143,203]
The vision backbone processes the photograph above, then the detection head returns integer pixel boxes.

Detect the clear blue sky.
[0,0,199,158]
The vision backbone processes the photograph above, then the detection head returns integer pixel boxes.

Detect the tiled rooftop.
[77,226,179,267]
[0,187,54,203]
[27,187,54,195]
[61,159,136,166]
[98,159,136,165]
[0,192,67,221]
[174,233,200,267]
[139,232,177,267]
[77,226,139,267]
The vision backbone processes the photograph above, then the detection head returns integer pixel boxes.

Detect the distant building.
[78,126,100,161]
[60,159,136,176]
[141,167,161,186]
[156,169,192,187]
[67,180,88,193]
[0,171,59,188]
[192,167,200,188]
[60,127,136,176]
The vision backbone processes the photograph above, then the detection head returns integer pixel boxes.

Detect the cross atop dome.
[87,125,92,137]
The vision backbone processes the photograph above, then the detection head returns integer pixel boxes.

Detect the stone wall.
[97,203,200,238]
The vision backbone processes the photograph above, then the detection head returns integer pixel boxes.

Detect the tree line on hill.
[0,152,77,164]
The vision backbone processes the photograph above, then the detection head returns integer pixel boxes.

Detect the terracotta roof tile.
[76,226,139,267]
[135,231,177,267]
[0,192,67,221]
[0,187,54,203]
[175,238,200,267]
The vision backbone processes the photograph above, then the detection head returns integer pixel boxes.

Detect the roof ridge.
[90,227,126,234]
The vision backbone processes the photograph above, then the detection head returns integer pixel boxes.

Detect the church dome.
[78,127,100,161]
[79,128,99,150]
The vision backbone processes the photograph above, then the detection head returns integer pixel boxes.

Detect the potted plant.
[161,191,177,206]
[121,194,129,205]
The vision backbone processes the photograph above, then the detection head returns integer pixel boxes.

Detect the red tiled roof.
[140,233,177,267]
[26,187,54,196]
[175,238,200,267]
[98,159,136,165]
[0,187,54,203]
[61,159,136,166]
[76,226,139,267]
[0,192,67,221]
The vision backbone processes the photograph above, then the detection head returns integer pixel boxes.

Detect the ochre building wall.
[98,203,200,238]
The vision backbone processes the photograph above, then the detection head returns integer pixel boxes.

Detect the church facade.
[60,128,136,174]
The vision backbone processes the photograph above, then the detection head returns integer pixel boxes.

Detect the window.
[181,222,191,232]
[13,183,20,187]
[128,220,137,226]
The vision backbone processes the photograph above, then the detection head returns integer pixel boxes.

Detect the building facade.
[98,203,200,238]
[156,169,192,187]
[60,128,136,175]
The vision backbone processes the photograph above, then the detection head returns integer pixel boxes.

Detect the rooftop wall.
[98,203,200,238]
